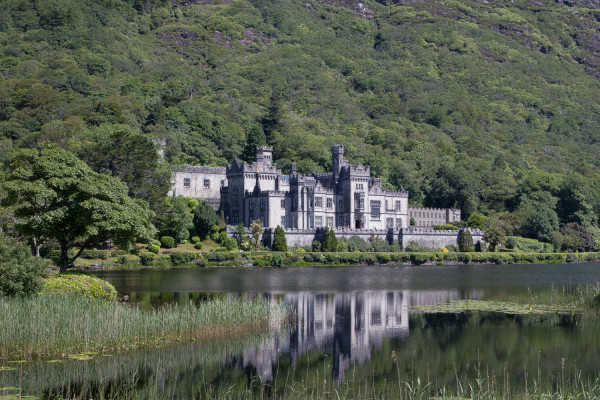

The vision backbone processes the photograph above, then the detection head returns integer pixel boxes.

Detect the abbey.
[221,145,409,230]
[169,144,476,248]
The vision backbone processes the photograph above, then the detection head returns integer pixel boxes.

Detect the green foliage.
[458,230,474,252]
[42,272,117,301]
[2,148,156,272]
[139,252,155,266]
[194,242,203,250]
[272,225,288,252]
[170,251,194,266]
[467,214,485,229]
[250,220,263,250]
[193,201,219,239]
[321,227,338,252]
[221,236,238,251]
[158,196,194,243]
[81,250,109,260]
[190,236,201,244]
[0,233,48,297]
[160,236,175,248]
[147,244,160,254]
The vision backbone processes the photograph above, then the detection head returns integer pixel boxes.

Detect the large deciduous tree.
[2,148,156,272]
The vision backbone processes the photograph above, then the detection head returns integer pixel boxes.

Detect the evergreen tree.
[272,225,287,252]
[242,124,266,162]
[321,227,338,252]
[193,200,219,239]
[458,230,474,252]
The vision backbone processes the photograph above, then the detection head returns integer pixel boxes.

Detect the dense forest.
[2,0,600,250]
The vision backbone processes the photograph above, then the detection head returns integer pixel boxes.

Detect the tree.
[467,213,485,229]
[193,200,219,239]
[157,196,193,243]
[0,233,47,297]
[482,225,506,252]
[79,125,171,212]
[562,222,595,252]
[251,220,263,250]
[458,230,474,252]
[242,124,266,162]
[410,217,416,227]
[321,227,338,252]
[272,225,287,252]
[2,148,156,272]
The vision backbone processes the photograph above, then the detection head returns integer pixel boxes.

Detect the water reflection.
[237,290,482,383]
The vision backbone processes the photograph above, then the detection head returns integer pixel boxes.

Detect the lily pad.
[67,354,93,361]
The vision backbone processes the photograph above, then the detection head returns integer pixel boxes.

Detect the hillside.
[1,0,600,243]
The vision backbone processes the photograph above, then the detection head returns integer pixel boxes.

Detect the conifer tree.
[272,225,287,252]
[459,230,474,252]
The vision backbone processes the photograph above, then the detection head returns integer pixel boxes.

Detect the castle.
[169,145,477,248]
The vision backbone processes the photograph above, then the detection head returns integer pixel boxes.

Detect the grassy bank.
[0,294,288,362]
[80,249,600,269]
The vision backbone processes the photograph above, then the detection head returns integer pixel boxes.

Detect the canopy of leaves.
[2,0,600,242]
[2,147,156,271]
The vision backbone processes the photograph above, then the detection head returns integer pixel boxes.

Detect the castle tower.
[256,146,273,168]
[331,144,344,180]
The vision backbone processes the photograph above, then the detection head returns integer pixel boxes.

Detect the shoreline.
[73,250,600,271]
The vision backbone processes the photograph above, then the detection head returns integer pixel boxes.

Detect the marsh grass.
[410,284,600,314]
[0,294,289,361]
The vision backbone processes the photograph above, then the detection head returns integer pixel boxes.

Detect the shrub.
[190,236,201,244]
[222,236,238,251]
[565,253,578,263]
[0,234,48,297]
[147,244,160,254]
[376,253,391,263]
[312,240,322,252]
[347,236,367,252]
[42,272,117,301]
[410,253,430,265]
[111,250,127,257]
[81,250,109,260]
[505,236,517,249]
[270,253,284,266]
[160,236,175,248]
[170,252,193,265]
[194,242,203,250]
[117,255,128,265]
[139,253,155,266]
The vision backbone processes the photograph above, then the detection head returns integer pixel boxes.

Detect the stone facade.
[408,207,461,227]
[168,166,226,209]
[220,145,409,230]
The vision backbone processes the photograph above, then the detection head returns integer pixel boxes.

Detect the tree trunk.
[60,244,70,273]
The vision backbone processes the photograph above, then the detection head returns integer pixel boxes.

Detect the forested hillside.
[2,0,600,246]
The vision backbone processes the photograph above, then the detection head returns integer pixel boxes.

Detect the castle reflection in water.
[240,290,481,382]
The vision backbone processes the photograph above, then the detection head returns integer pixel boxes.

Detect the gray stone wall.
[230,227,485,250]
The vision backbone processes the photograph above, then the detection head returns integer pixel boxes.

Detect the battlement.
[175,165,226,174]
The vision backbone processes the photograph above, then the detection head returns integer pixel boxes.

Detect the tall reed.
[0,294,288,361]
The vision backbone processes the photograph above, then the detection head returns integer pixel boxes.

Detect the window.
[315,197,323,207]
[386,218,394,229]
[315,216,323,228]
[356,183,364,191]
[326,198,332,209]
[249,201,254,211]
[338,199,343,208]
[203,179,210,189]
[396,218,403,228]
[395,201,401,212]
[260,200,265,210]
[370,201,381,220]
[356,197,364,210]
[326,217,333,227]
[309,216,314,229]
[233,187,238,196]
[281,199,285,209]
[183,178,190,188]
[281,216,286,227]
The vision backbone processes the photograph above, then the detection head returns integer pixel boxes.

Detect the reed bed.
[0,294,288,361]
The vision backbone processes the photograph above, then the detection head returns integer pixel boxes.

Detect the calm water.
[3,263,600,398]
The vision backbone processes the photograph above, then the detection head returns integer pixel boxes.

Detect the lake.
[3,263,600,398]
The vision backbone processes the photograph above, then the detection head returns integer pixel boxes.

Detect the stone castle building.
[169,144,480,248]
[220,145,409,230]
